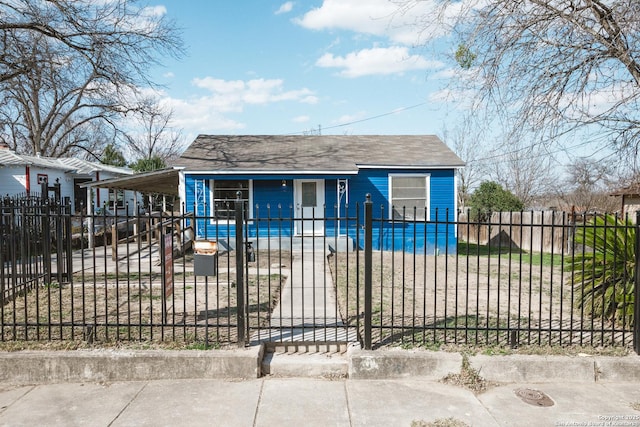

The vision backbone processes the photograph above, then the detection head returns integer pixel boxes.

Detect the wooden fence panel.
[458,211,569,254]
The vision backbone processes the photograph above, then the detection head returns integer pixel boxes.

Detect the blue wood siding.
[340,169,457,254]
[184,170,457,254]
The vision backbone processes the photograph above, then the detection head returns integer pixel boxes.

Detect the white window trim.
[388,173,430,221]
[108,188,125,210]
[208,179,253,224]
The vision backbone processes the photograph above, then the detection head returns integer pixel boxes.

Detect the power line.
[467,138,597,167]
[284,102,429,135]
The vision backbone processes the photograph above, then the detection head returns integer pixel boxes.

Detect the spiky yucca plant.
[566,214,636,327]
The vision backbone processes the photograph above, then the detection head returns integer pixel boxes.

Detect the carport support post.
[235,192,246,347]
[364,194,373,350]
[634,212,640,355]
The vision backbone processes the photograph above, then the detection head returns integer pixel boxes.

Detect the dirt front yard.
[330,250,629,349]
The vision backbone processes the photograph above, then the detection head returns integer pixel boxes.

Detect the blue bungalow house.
[174,135,465,254]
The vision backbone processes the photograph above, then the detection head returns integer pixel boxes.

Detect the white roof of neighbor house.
[0,148,133,176]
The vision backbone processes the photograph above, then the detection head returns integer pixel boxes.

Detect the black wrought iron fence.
[0,195,638,354]
[347,204,639,352]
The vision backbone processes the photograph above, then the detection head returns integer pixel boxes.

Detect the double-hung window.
[108,188,125,210]
[209,179,250,220]
[389,174,430,220]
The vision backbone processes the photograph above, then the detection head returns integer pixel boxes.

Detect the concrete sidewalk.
[0,348,638,426]
[0,376,639,426]
[252,249,357,343]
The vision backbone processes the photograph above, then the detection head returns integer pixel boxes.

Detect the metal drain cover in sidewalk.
[514,388,555,407]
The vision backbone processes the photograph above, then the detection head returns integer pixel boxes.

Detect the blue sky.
[148,1,460,141]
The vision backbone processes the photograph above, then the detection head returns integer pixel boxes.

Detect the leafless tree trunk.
[0,0,183,157]
[0,33,120,157]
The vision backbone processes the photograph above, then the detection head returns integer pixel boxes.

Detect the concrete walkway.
[252,249,357,343]
[0,377,639,426]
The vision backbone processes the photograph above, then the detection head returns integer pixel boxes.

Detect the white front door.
[294,179,325,235]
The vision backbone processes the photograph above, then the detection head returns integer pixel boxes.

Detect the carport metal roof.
[81,168,180,196]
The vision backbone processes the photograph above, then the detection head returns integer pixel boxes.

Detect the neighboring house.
[611,183,640,220]
[174,135,465,253]
[0,143,137,214]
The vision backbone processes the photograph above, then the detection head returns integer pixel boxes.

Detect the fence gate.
[231,197,360,347]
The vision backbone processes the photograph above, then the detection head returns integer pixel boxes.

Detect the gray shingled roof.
[174,135,465,172]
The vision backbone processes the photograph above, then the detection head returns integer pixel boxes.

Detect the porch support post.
[235,191,246,347]
[364,194,373,350]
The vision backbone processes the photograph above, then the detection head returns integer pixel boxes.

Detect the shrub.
[565,214,635,327]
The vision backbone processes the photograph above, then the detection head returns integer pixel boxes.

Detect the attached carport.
[81,167,181,197]
[80,168,183,248]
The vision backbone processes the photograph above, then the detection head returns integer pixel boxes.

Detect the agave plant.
[566,214,636,327]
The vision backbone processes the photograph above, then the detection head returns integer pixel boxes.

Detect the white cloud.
[142,5,167,17]
[275,2,294,15]
[294,0,454,45]
[191,77,317,110]
[293,115,310,123]
[316,46,443,77]
[151,77,317,133]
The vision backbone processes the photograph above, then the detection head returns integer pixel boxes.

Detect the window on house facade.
[210,179,250,220]
[390,174,430,221]
[108,188,125,209]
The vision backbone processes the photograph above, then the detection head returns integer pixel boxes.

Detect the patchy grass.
[442,354,489,394]
[412,419,470,427]
[458,242,515,257]
[0,339,230,352]
[400,342,630,357]
[457,242,562,266]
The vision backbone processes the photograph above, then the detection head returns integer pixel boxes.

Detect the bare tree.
[489,135,559,208]
[441,114,488,210]
[0,33,121,156]
[559,157,618,212]
[120,96,184,164]
[402,1,640,154]
[0,0,183,157]
[0,0,182,86]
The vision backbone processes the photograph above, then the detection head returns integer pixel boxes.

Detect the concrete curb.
[347,349,640,383]
[0,346,638,385]
[468,354,640,383]
[348,348,462,380]
[0,347,262,385]
[468,354,597,383]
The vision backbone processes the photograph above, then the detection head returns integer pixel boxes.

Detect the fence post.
[364,194,373,350]
[42,198,52,285]
[235,191,246,347]
[64,200,73,283]
[634,212,640,355]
